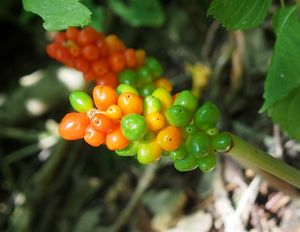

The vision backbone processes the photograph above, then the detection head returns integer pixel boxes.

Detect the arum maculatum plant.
[45,27,300,189]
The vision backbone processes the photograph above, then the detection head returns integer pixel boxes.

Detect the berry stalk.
[225,133,300,188]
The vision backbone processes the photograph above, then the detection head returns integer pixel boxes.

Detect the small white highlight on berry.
[57,67,85,90]
[25,98,47,116]
[19,70,44,87]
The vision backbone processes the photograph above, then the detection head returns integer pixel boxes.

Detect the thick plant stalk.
[225,133,300,189]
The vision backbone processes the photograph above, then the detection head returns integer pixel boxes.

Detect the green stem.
[225,133,300,189]
[280,0,285,7]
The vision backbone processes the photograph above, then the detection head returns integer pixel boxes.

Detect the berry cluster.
[46,27,172,94]
[47,27,232,173]
[58,83,232,172]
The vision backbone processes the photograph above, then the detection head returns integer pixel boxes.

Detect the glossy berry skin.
[139,83,156,97]
[198,152,216,172]
[165,105,190,127]
[105,104,123,120]
[194,102,220,130]
[91,113,115,134]
[58,112,90,140]
[212,132,232,152]
[137,66,153,84]
[157,126,181,151]
[152,88,173,111]
[173,151,198,172]
[93,85,118,111]
[145,112,165,131]
[137,140,162,164]
[155,78,173,92]
[121,113,147,141]
[69,91,93,113]
[115,141,139,156]
[173,90,198,114]
[185,132,211,158]
[139,131,155,144]
[84,124,106,147]
[96,72,119,89]
[106,127,129,150]
[108,52,126,73]
[145,57,163,79]
[118,93,143,115]
[169,144,186,160]
[116,84,139,96]
[118,69,137,86]
[143,95,162,115]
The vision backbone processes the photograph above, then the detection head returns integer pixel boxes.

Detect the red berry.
[92,59,109,76]
[82,44,100,61]
[75,57,90,73]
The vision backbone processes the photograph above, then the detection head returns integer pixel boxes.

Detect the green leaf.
[261,6,300,111]
[208,0,272,30]
[22,0,91,31]
[268,86,300,142]
[109,0,165,27]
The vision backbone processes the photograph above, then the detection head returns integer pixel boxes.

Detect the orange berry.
[46,43,60,59]
[124,48,138,68]
[58,112,90,140]
[93,85,118,111]
[66,27,79,40]
[156,126,181,151]
[106,126,129,150]
[136,49,146,66]
[155,78,173,92]
[84,70,97,81]
[108,52,126,73]
[145,112,165,131]
[96,72,119,89]
[84,124,106,147]
[82,44,100,61]
[91,113,116,134]
[118,93,143,115]
[105,35,125,53]
[69,44,81,57]
[92,59,109,76]
[105,104,123,120]
[77,27,98,46]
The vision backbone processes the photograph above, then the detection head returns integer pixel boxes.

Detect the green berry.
[143,95,162,115]
[145,57,163,79]
[185,132,211,158]
[173,151,198,172]
[165,105,190,127]
[139,83,156,97]
[206,128,219,136]
[137,140,162,164]
[212,132,232,152]
[69,90,93,112]
[185,124,197,135]
[194,102,220,130]
[118,69,137,86]
[117,84,139,96]
[198,152,216,172]
[169,145,186,160]
[115,141,139,156]
[121,114,147,141]
[174,90,198,114]
[137,66,153,84]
